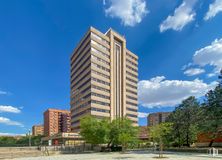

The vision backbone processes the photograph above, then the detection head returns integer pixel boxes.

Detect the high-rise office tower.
[70,27,138,132]
[44,109,71,136]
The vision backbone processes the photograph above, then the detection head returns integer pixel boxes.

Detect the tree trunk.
[186,131,190,147]
[107,140,112,149]
[159,143,163,158]
[209,139,214,147]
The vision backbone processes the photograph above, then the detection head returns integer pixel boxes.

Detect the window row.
[126,113,137,118]
[71,86,91,102]
[71,74,90,90]
[126,89,137,95]
[126,107,138,112]
[92,92,110,100]
[126,83,137,89]
[91,100,110,106]
[71,45,90,70]
[91,32,109,45]
[71,108,91,119]
[126,101,137,107]
[91,107,110,113]
[126,65,138,72]
[92,77,110,86]
[91,54,110,66]
[71,54,90,75]
[92,85,110,93]
[126,71,137,79]
[91,40,109,52]
[77,78,91,90]
[126,52,137,61]
[72,91,110,102]
[71,61,90,80]
[126,95,137,101]
[91,47,110,59]
[71,71,90,89]
[92,62,110,73]
[72,101,91,112]
[71,34,90,62]
[92,70,110,79]
[126,59,137,67]
[126,77,137,84]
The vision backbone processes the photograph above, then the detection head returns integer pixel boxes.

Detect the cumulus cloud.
[138,112,149,118]
[0,105,21,113]
[160,0,197,32]
[192,38,222,74]
[138,76,217,108]
[204,0,222,20]
[0,117,23,127]
[183,38,222,77]
[104,0,148,27]
[184,68,205,76]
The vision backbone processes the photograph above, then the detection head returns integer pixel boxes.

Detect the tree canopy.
[167,96,200,147]
[80,116,138,150]
[198,70,222,146]
[149,122,173,157]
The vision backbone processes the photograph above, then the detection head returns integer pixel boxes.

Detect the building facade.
[70,27,138,131]
[44,109,71,136]
[32,125,44,136]
[147,112,171,126]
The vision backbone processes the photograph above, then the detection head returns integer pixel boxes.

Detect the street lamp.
[28,129,31,147]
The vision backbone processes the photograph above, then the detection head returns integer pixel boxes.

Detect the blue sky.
[0,0,222,135]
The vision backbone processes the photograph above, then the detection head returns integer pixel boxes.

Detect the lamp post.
[28,129,31,147]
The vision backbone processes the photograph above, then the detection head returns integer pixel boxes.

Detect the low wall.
[0,146,39,151]
[40,144,97,154]
[166,147,222,154]
[195,142,222,147]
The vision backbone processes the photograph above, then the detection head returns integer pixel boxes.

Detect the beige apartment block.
[147,112,171,126]
[70,27,138,132]
[32,125,44,136]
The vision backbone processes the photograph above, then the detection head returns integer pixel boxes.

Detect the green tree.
[0,135,43,147]
[149,122,173,158]
[109,118,138,151]
[0,137,16,147]
[80,116,110,146]
[80,116,138,151]
[167,96,200,147]
[199,70,222,147]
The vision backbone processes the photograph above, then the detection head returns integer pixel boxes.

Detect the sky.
[0,0,222,135]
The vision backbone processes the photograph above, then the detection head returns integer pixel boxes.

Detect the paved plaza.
[7,151,222,160]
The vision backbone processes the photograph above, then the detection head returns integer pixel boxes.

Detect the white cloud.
[207,73,217,78]
[0,132,25,136]
[138,112,149,118]
[204,0,222,20]
[181,62,193,70]
[0,105,21,113]
[0,117,24,127]
[138,76,217,108]
[184,68,205,76]
[0,90,7,95]
[160,0,197,32]
[104,0,148,27]
[193,38,222,74]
